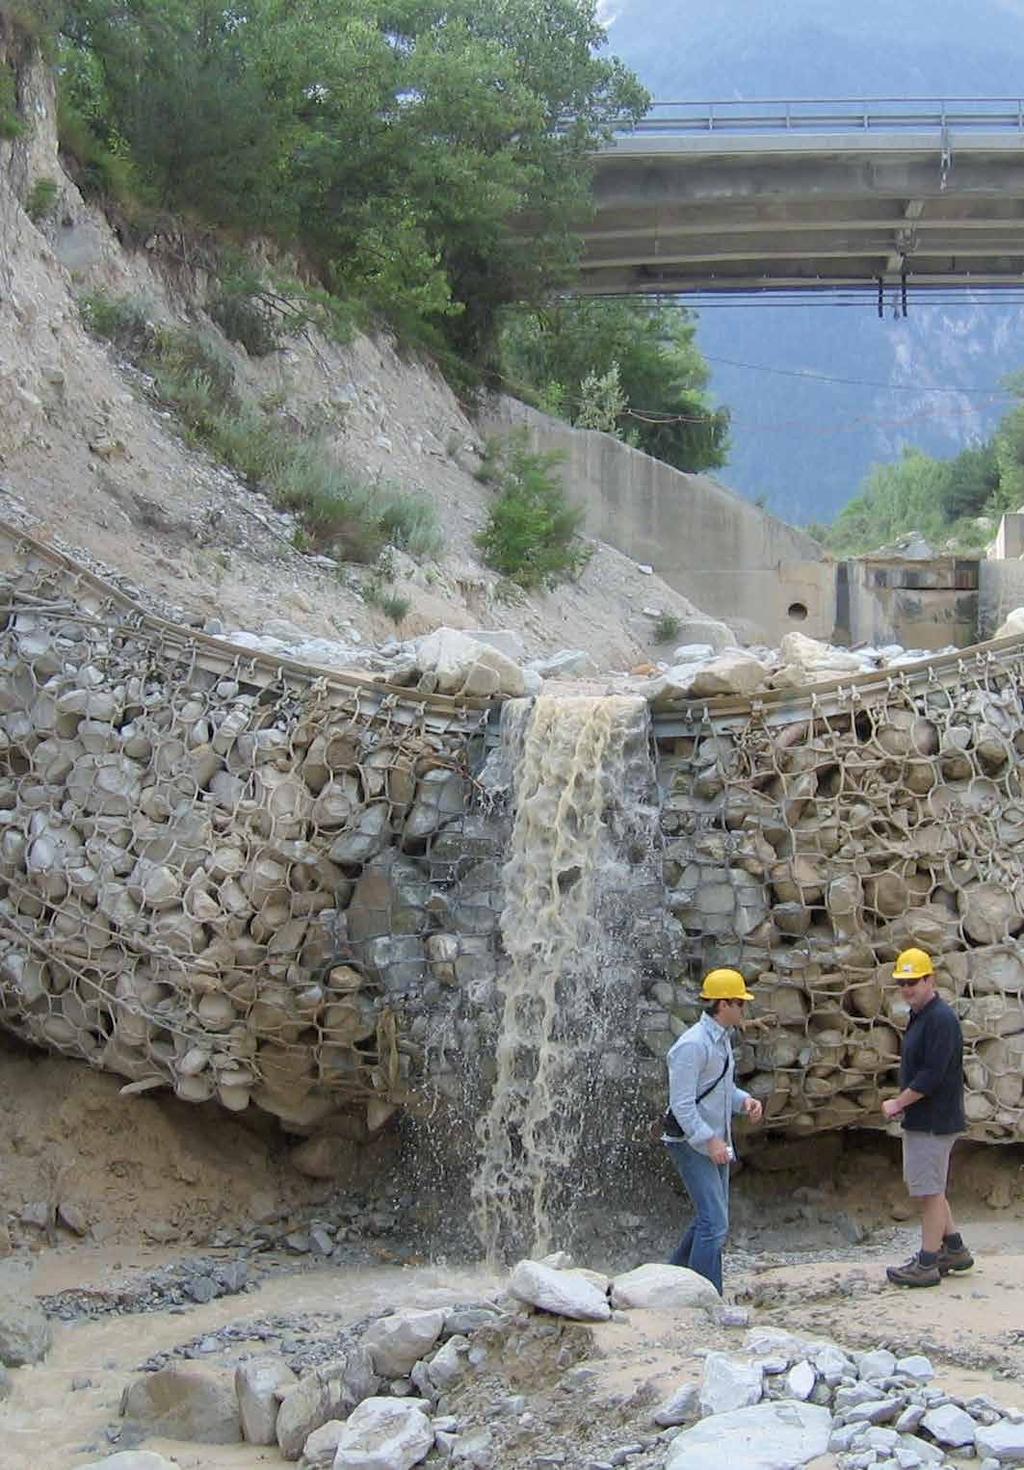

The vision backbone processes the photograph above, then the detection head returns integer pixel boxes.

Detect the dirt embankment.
[1,54,710,678]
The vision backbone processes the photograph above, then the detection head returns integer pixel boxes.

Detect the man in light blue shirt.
[663,968,763,1294]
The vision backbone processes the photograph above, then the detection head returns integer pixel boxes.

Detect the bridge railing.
[615,97,1024,135]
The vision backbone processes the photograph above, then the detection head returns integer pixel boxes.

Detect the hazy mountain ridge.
[604,0,1024,523]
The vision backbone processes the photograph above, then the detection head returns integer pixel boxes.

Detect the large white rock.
[786,1361,816,1401]
[508,1259,611,1321]
[77,1458,178,1470]
[236,1356,297,1444]
[331,1395,433,1470]
[413,628,526,698]
[699,1352,764,1416]
[610,1264,719,1311]
[779,631,865,672]
[975,1419,1024,1461]
[304,1419,348,1468]
[666,1400,831,1470]
[276,1347,377,1459]
[894,1354,934,1383]
[654,1382,700,1428]
[687,652,769,699]
[672,617,735,652]
[362,1309,446,1378]
[527,648,594,679]
[855,1348,897,1381]
[0,1291,52,1367]
[461,629,526,661]
[921,1403,977,1448]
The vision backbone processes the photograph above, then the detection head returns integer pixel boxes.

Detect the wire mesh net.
[0,523,494,1131]
[656,652,1024,1142]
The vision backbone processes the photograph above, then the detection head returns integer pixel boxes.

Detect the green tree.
[54,0,648,358]
[499,298,729,473]
[826,448,952,556]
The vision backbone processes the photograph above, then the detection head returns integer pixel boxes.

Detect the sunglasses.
[895,979,920,988]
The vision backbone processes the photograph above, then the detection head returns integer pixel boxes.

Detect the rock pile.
[642,630,964,707]
[91,1257,1024,1470]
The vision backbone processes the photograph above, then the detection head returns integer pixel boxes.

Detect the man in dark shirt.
[881,947,973,1287]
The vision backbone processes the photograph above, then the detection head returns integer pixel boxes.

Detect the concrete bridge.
[580,99,1024,296]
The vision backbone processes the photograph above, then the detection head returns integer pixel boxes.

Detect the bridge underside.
[575,133,1024,295]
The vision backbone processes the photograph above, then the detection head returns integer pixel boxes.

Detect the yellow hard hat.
[893,947,934,980]
[701,967,755,1001]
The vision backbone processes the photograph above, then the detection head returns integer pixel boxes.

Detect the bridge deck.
[576,99,1024,295]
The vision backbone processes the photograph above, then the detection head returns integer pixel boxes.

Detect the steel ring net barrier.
[0,523,495,1133]
[655,651,1024,1143]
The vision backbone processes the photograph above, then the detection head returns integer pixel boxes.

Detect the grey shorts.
[902,1131,959,1197]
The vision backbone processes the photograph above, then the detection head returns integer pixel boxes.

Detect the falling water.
[472,693,661,1264]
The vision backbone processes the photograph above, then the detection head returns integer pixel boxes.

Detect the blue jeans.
[665,1139,730,1295]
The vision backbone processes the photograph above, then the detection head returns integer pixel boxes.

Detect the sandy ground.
[4,1217,1023,1470]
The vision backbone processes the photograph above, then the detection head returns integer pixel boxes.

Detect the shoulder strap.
[695,1055,730,1105]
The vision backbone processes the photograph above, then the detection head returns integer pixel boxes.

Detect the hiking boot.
[936,1241,974,1275]
[886,1253,941,1288]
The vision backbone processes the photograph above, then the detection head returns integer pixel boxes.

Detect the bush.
[78,291,155,356]
[363,578,411,624]
[208,289,281,358]
[26,176,59,222]
[376,488,444,560]
[78,289,441,565]
[652,612,681,644]
[1,61,24,139]
[474,431,590,590]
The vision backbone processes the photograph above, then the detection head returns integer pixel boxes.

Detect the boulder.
[672,618,736,652]
[975,1419,1024,1462]
[994,607,1024,639]
[508,1259,611,1321]
[610,1263,719,1311]
[921,1403,977,1448]
[120,1364,241,1443]
[275,1348,377,1459]
[330,1395,434,1470]
[363,1309,446,1379]
[699,1352,764,1416]
[236,1355,297,1444]
[687,652,769,699]
[303,1418,348,1467]
[653,1381,700,1427]
[527,649,594,679]
[413,627,526,698]
[76,1457,179,1470]
[786,1362,816,1401]
[666,1400,832,1470]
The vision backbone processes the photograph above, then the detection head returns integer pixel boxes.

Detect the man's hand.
[708,1137,731,1165]
[743,1097,763,1124]
[881,1098,903,1120]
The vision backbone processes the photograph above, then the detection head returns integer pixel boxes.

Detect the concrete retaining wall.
[480,397,835,645]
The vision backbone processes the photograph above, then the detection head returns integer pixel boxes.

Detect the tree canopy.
[819,439,1002,556]
[498,298,730,474]
[50,0,648,357]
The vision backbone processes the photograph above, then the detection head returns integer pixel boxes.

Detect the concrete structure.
[989,511,1024,560]
[577,100,1024,295]
[839,556,980,650]
[482,397,834,644]
[979,557,1024,637]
